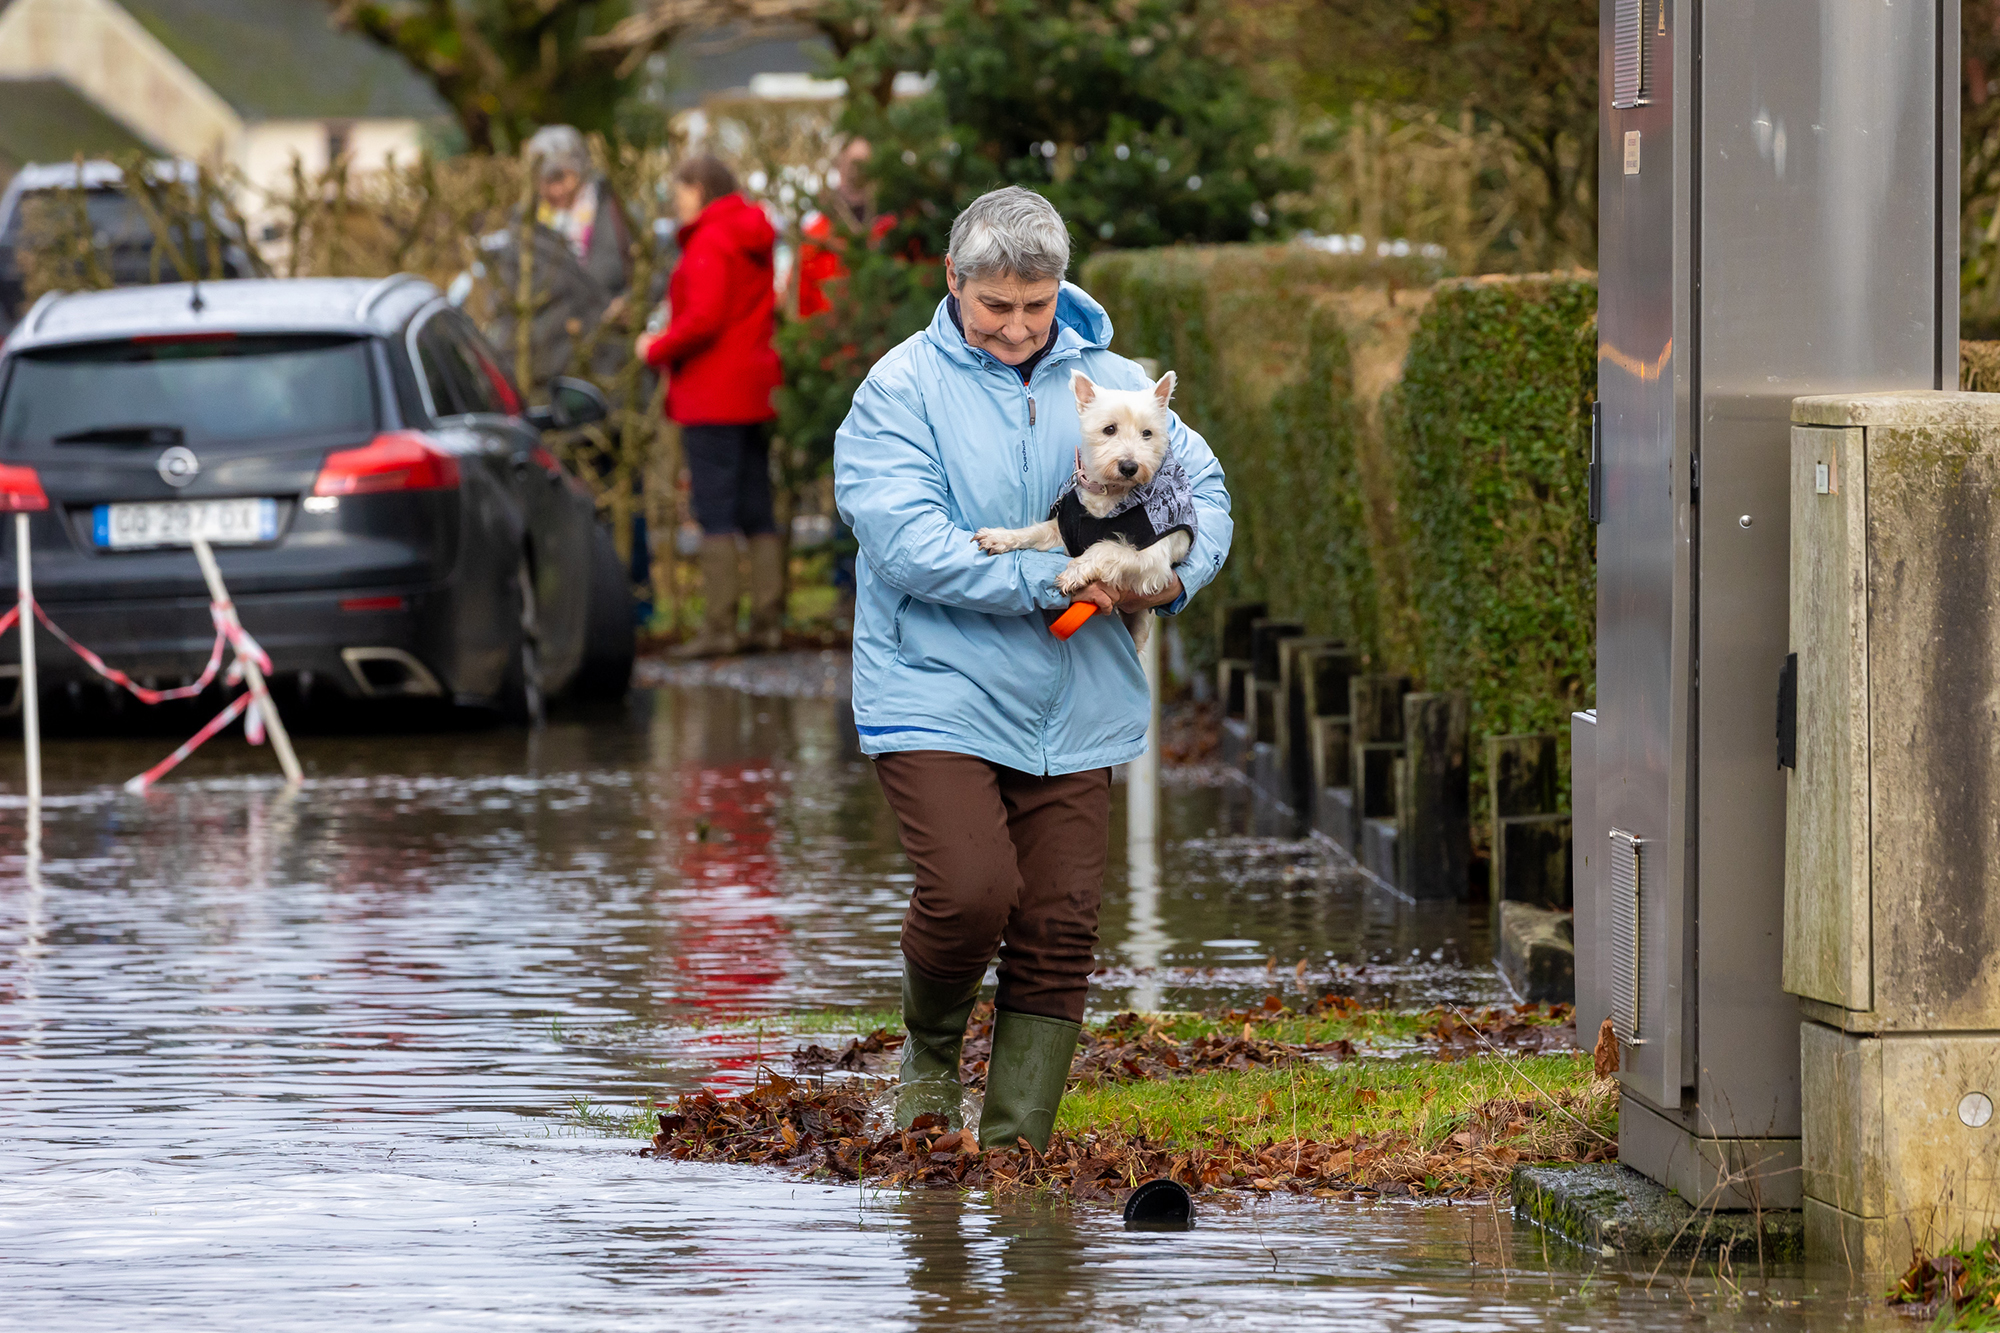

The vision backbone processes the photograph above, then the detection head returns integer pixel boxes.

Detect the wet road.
[1,681,1890,1328]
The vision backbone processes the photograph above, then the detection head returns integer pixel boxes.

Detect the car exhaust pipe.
[341,647,443,698]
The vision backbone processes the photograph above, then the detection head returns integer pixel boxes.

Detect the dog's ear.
[1072,370,1098,406]
[1151,370,1177,406]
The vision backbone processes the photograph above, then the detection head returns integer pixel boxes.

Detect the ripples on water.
[0,685,1885,1328]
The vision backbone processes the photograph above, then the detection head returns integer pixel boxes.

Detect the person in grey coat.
[525,125,634,305]
[483,126,637,390]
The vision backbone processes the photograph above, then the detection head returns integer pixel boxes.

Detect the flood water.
[2,671,1896,1328]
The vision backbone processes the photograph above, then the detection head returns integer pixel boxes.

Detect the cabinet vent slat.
[1608,829,1644,1039]
[1613,0,1647,110]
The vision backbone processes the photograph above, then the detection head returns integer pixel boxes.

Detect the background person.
[639,155,785,657]
[483,126,635,391]
[796,135,891,630]
[797,136,892,319]
[833,187,1232,1152]
[525,124,633,307]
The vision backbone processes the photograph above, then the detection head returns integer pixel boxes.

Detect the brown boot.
[746,533,786,653]
[670,536,740,659]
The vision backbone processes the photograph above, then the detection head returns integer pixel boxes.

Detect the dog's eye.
[1102,424,1117,435]
[1141,429,1154,438]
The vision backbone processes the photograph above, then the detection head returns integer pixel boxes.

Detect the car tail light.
[0,462,48,512]
[339,595,405,612]
[312,432,460,496]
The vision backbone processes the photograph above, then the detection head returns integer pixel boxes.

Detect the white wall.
[240,118,428,191]
[238,119,430,259]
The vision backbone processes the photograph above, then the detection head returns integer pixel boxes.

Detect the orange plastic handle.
[1050,602,1096,639]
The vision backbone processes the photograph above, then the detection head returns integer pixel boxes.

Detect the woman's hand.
[633,332,656,363]
[1069,583,1119,615]
[1071,574,1182,615]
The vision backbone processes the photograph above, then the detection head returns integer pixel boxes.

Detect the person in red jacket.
[638,155,784,657]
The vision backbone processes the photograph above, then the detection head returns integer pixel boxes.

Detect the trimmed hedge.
[1084,246,1441,665]
[1386,275,1598,772]
[1080,246,1598,840]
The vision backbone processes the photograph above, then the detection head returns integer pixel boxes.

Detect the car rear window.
[2,189,155,247]
[0,334,377,455]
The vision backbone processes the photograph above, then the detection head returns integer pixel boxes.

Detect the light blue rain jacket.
[833,282,1233,775]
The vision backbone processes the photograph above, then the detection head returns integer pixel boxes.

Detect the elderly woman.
[833,187,1232,1151]
[525,124,632,301]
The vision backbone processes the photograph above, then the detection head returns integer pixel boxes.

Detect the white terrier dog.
[974,369,1195,650]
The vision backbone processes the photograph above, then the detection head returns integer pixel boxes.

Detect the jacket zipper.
[1022,391,1035,473]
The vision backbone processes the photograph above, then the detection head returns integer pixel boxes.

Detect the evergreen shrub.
[1384,275,1598,813]
[1082,245,1440,664]
[1082,246,1598,834]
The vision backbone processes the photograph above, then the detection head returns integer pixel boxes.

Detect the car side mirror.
[526,377,610,432]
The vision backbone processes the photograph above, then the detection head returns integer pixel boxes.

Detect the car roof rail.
[22,290,64,336]
[355,273,424,321]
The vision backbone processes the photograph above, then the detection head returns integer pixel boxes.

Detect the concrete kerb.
[1510,1162,1804,1262]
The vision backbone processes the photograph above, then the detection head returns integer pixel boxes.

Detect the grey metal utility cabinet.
[1587,0,1956,1210]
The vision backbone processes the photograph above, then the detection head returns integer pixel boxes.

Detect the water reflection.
[0,684,1882,1328]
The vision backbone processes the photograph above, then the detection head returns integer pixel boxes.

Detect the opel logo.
[157,446,200,488]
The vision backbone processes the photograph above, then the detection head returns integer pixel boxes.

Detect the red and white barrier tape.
[25,599,230,704]
[122,693,252,795]
[0,594,281,793]
[219,613,272,677]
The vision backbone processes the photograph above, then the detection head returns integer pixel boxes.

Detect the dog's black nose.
[1118,460,1139,478]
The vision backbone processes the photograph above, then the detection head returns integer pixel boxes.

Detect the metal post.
[1128,624,1161,844]
[16,511,38,808]
[190,537,302,785]
[1125,621,1166,1011]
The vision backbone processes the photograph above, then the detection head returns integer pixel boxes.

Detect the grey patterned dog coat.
[1051,448,1198,557]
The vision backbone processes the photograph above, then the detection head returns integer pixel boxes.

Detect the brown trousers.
[873,750,1111,1024]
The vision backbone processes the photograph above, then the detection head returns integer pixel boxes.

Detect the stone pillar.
[1788,392,2000,1271]
[1490,732,1575,1001]
[1399,691,1469,899]
[1488,734,1573,909]
[1244,619,1302,747]
[1214,601,1266,722]
[1303,647,1361,847]
[1349,674,1411,820]
[1273,637,1342,810]
[1349,674,1411,885]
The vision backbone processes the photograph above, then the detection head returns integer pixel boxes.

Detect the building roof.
[116,0,449,122]
[0,77,159,171]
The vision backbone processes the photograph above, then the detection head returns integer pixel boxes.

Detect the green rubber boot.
[977,1008,1082,1153]
[896,964,982,1130]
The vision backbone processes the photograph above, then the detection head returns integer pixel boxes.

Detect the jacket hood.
[923,280,1114,369]
[684,192,775,259]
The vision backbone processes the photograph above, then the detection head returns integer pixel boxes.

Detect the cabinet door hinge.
[1589,401,1604,524]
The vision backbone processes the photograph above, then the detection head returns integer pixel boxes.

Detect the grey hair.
[525,125,589,181]
[948,186,1071,283]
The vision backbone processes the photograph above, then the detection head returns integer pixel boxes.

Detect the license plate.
[92,498,280,549]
